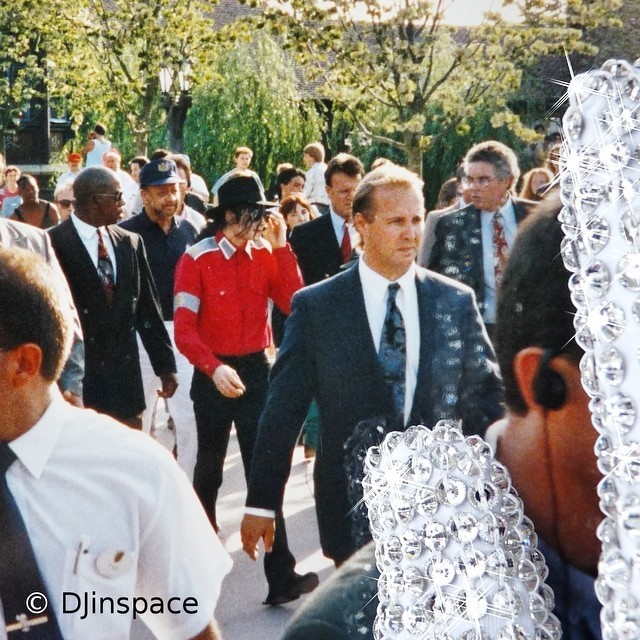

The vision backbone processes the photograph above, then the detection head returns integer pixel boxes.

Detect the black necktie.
[378,283,406,420]
[0,443,63,638]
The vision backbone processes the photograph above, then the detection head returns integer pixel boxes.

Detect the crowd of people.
[0,121,603,640]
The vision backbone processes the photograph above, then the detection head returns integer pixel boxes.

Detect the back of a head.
[0,247,71,382]
[94,123,107,136]
[494,197,581,414]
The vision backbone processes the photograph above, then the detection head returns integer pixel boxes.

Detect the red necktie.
[97,229,115,305]
[341,223,352,264]
[493,212,509,288]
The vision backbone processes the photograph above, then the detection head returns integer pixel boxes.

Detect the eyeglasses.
[461,177,496,188]
[94,191,123,202]
[57,199,75,208]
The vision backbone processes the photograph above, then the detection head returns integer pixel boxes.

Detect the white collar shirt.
[2,389,232,640]
[329,207,356,247]
[358,258,420,425]
[480,198,518,324]
[71,212,117,281]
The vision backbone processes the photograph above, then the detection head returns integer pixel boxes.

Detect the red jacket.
[174,232,303,375]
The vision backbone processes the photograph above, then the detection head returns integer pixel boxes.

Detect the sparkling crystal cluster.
[363,422,559,640]
[562,58,640,640]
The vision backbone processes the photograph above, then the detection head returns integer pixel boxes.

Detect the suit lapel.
[411,271,436,423]
[105,226,132,318]
[335,266,389,395]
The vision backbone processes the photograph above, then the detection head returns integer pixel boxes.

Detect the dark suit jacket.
[49,219,175,420]
[289,214,344,285]
[427,199,531,317]
[247,264,504,562]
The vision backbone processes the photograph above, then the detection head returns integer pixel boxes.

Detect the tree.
[73,0,221,154]
[251,0,621,175]
[184,31,324,188]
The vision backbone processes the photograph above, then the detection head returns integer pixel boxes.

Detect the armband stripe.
[174,292,200,314]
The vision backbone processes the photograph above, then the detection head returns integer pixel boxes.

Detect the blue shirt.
[119,211,198,320]
[539,538,601,640]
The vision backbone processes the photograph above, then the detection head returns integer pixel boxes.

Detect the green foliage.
[255,0,621,175]
[184,32,324,188]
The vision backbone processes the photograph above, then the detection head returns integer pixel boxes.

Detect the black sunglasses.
[94,191,123,202]
[248,207,271,222]
[57,199,75,208]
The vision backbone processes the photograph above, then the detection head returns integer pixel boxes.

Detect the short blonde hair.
[353,164,424,222]
[235,146,253,158]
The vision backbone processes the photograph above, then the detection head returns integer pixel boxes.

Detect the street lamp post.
[159,60,193,153]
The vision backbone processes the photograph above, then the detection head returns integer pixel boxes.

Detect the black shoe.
[263,571,320,606]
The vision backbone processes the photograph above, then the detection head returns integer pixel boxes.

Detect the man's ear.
[7,344,43,389]
[513,347,546,412]
[353,211,366,234]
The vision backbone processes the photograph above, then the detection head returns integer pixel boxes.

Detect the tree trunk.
[404,131,423,178]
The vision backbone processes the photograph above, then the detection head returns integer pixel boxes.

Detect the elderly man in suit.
[426,140,532,337]
[49,166,177,428]
[289,153,364,285]
[241,163,505,566]
[0,218,84,405]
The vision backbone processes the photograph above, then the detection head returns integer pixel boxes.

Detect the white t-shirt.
[2,390,232,640]
[303,162,329,206]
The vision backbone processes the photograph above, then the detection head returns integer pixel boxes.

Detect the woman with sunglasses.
[11,174,60,229]
[174,171,317,605]
[53,180,75,222]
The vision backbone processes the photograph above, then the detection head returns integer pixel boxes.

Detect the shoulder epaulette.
[186,237,219,259]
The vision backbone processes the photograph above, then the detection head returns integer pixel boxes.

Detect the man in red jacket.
[174,172,318,605]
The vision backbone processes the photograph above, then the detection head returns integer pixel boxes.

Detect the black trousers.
[191,354,296,588]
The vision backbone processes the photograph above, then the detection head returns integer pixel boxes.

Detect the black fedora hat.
[212,170,275,215]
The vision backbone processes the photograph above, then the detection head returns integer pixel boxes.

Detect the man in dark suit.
[0,218,84,406]
[241,163,504,566]
[426,140,532,336]
[289,153,364,285]
[49,166,177,428]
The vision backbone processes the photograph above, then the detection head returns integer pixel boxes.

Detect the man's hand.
[263,211,287,249]
[158,372,179,398]
[241,514,275,560]
[61,389,84,407]
[212,365,246,398]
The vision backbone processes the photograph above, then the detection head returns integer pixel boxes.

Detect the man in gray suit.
[0,218,84,404]
[427,140,532,337]
[241,164,504,565]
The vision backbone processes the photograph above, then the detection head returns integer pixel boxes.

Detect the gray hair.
[464,140,520,188]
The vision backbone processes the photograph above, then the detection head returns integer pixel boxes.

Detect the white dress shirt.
[329,208,356,248]
[71,213,117,281]
[2,389,232,640]
[358,258,420,426]
[480,198,518,324]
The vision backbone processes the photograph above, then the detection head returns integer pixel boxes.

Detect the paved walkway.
[133,423,335,640]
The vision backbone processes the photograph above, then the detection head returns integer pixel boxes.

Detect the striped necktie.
[97,228,115,304]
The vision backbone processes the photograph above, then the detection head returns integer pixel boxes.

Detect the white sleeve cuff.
[245,506,276,518]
